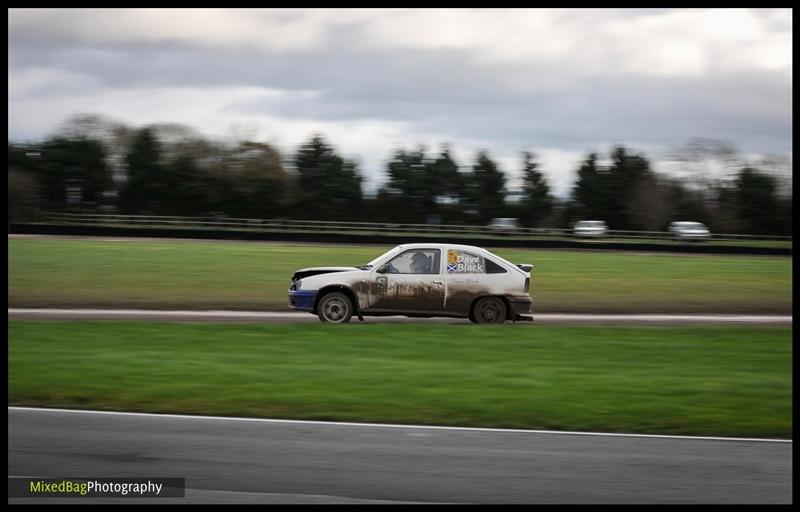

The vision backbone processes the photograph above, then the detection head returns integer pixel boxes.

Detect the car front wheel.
[317,292,354,323]
[472,297,507,324]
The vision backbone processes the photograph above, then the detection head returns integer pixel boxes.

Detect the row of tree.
[7,115,792,235]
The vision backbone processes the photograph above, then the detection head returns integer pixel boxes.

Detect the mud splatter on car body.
[289,243,533,323]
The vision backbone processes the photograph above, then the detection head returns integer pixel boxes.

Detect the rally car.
[288,243,533,324]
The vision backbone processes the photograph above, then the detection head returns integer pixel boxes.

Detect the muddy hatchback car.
[288,243,533,324]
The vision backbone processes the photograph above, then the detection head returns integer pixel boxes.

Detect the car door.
[443,247,495,315]
[367,248,445,313]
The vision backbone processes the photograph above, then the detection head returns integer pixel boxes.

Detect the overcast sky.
[8,8,792,196]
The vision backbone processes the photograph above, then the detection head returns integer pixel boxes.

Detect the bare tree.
[667,138,741,191]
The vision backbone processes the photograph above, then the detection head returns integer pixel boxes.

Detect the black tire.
[472,297,507,325]
[317,292,354,324]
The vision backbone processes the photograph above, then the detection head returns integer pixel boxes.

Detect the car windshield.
[577,221,603,227]
[366,248,396,267]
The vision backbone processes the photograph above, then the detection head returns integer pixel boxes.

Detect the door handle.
[432,280,443,285]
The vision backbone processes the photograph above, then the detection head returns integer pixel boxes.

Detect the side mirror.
[376,263,390,273]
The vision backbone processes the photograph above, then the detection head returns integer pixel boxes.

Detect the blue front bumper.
[288,290,317,311]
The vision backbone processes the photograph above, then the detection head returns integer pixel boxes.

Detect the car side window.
[385,249,440,274]
[485,258,507,274]
[446,249,485,274]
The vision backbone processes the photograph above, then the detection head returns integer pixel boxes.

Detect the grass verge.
[9,321,792,438]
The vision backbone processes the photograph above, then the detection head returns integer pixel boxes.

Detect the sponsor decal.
[447,250,458,265]
[446,250,484,274]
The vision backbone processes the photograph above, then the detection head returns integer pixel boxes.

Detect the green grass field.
[8,321,792,438]
[8,238,792,313]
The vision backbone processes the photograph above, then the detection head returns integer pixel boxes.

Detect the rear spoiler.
[516,263,533,273]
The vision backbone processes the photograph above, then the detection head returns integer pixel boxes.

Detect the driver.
[410,251,431,273]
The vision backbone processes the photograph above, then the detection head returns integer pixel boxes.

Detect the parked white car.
[668,221,711,242]
[573,220,608,238]
[289,243,533,324]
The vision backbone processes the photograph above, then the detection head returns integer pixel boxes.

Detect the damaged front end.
[288,267,358,312]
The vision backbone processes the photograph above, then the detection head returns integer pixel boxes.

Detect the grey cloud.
[8,13,792,162]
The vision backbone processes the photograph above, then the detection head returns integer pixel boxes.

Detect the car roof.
[392,243,506,255]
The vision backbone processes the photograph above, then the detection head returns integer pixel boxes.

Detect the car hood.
[292,267,362,280]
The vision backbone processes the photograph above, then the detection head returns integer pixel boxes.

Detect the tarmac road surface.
[8,407,792,504]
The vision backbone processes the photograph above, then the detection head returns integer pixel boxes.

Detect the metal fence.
[37,212,792,243]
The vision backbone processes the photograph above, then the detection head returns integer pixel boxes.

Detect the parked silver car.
[486,218,521,234]
[573,220,608,238]
[668,221,711,241]
[289,243,533,324]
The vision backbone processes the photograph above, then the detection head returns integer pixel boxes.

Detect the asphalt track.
[7,407,791,504]
[7,308,793,324]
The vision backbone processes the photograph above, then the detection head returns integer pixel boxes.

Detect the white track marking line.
[8,309,793,322]
[8,407,791,443]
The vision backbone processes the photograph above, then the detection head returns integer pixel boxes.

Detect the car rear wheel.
[317,292,353,323]
[472,297,507,324]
